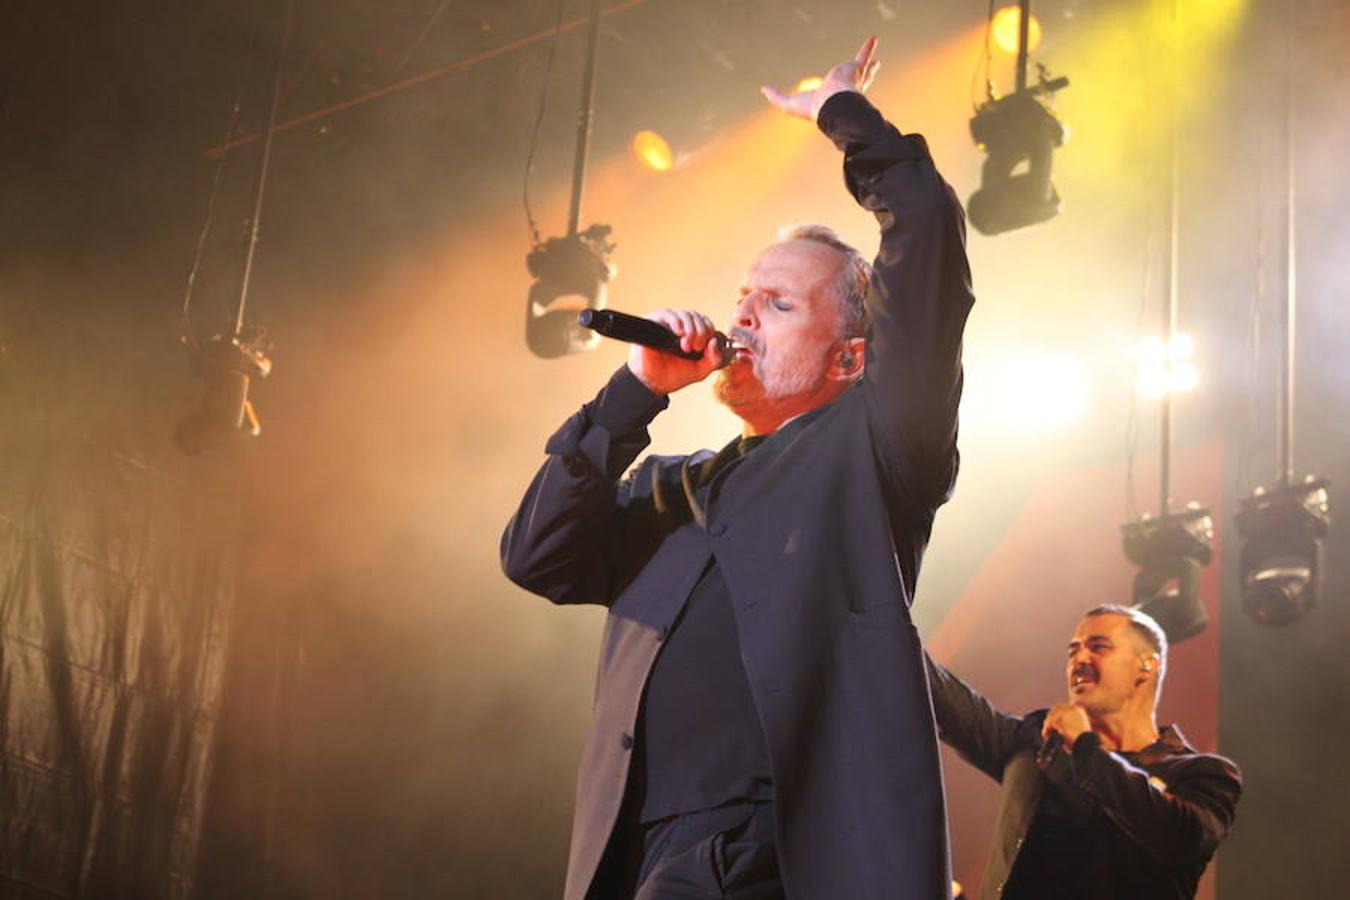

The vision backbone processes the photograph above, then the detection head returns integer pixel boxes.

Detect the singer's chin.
[713,366,757,410]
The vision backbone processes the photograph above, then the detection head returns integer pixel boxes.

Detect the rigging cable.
[522,0,567,247]
[968,0,998,110]
[181,48,252,344]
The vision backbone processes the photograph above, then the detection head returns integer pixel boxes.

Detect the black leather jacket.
[926,656,1242,899]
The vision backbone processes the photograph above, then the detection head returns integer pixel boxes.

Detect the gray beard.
[714,354,824,409]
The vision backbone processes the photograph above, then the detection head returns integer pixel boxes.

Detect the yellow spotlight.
[1136,333,1198,398]
[632,129,674,172]
[991,6,1043,55]
[795,76,824,93]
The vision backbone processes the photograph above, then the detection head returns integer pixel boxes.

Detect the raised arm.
[765,38,975,508]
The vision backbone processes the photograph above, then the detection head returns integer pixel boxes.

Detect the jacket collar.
[1126,723,1194,765]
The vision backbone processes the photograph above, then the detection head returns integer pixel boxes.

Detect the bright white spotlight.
[972,352,1090,431]
[1135,333,1198,398]
[1168,332,1195,361]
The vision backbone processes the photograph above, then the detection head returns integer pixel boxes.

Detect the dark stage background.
[1,1,1347,897]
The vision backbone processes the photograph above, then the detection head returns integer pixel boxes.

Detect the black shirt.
[632,436,773,822]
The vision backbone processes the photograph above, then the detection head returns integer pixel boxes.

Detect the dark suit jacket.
[926,658,1242,900]
[502,91,975,900]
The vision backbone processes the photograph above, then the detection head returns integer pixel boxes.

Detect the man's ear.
[1136,655,1159,685]
[833,337,866,380]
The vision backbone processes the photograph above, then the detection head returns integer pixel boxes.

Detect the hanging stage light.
[174,331,272,455]
[525,224,615,358]
[175,1,290,455]
[1121,505,1214,643]
[968,0,1069,236]
[1231,7,1331,629]
[967,73,1069,236]
[522,0,618,359]
[1235,478,1330,627]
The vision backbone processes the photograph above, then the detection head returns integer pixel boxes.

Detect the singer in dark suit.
[927,606,1242,900]
[502,38,975,900]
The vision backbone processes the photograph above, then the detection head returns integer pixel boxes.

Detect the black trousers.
[593,800,783,900]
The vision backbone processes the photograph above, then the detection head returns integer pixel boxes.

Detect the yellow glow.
[1181,0,1246,32]
[631,130,674,172]
[1136,334,1198,397]
[991,6,1043,55]
[1050,0,1250,198]
[795,76,824,94]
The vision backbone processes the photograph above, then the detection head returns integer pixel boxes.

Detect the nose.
[734,295,757,329]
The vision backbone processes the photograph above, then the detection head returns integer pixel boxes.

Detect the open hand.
[761,36,880,121]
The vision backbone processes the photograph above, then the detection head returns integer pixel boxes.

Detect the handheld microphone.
[577,309,730,363]
[1036,731,1064,766]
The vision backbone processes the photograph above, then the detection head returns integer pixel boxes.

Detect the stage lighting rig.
[174,330,272,456]
[967,0,1068,236]
[1121,505,1214,643]
[967,66,1069,236]
[1235,478,1330,627]
[526,224,615,358]
[523,0,618,359]
[175,0,293,455]
[1231,26,1330,629]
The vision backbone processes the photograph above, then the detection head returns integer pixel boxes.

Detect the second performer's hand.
[627,309,724,395]
[1042,703,1093,750]
[761,35,880,121]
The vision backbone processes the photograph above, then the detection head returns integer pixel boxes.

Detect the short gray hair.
[778,223,870,339]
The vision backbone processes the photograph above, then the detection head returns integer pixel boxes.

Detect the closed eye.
[1068,639,1113,656]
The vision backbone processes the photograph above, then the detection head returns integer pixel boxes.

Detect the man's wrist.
[812,88,863,123]
[625,362,669,397]
[590,365,669,434]
[815,89,868,130]
[1071,730,1103,760]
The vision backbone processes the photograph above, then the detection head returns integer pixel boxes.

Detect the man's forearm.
[500,367,667,605]
[1042,735,1242,865]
